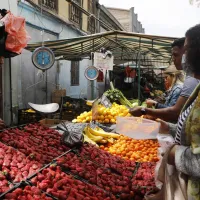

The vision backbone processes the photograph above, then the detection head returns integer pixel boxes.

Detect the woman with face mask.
[146,65,184,109]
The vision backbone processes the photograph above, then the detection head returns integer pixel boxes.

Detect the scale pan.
[28,102,59,114]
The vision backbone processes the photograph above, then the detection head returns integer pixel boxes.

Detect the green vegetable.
[104,82,133,108]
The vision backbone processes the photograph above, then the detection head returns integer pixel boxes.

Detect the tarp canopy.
[27,31,176,67]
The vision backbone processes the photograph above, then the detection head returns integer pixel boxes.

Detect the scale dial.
[32,47,55,70]
[85,66,99,80]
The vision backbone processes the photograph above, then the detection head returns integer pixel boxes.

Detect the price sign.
[94,52,114,71]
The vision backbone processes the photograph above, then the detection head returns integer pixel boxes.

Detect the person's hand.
[156,118,169,134]
[129,106,143,117]
[146,99,157,107]
[0,119,5,130]
[168,145,177,165]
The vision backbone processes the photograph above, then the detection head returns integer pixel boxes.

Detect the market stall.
[0,31,177,199]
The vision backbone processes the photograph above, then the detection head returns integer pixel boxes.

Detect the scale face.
[32,47,55,70]
[85,66,99,80]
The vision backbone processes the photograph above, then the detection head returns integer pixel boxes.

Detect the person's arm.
[129,96,188,122]
[156,87,182,109]
[168,145,200,178]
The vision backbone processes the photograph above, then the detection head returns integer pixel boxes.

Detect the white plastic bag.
[155,134,175,188]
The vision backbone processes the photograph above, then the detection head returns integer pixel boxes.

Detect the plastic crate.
[116,117,160,139]
[18,109,42,125]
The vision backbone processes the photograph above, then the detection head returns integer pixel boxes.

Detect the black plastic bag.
[60,122,83,148]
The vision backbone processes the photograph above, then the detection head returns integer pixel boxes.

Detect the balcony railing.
[69,0,82,26]
[39,0,58,12]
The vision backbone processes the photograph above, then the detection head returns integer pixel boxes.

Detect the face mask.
[181,54,186,65]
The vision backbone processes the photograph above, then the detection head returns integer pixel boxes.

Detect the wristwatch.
[153,102,158,108]
[141,107,147,115]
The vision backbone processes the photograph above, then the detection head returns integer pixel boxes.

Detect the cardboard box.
[52,89,66,104]
[40,118,61,127]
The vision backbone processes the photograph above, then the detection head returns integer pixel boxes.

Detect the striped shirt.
[175,101,196,144]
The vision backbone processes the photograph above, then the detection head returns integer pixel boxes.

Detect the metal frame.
[27,31,175,102]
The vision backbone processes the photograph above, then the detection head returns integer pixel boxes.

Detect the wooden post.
[0,56,3,119]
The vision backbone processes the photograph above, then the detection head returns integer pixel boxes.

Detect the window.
[88,17,96,33]
[87,0,96,33]
[71,61,80,86]
[69,0,82,26]
[39,0,58,12]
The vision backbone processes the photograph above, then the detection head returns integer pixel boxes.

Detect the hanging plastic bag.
[1,11,31,54]
[155,134,175,189]
[145,144,187,200]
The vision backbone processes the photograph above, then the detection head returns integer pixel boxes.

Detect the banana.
[83,134,98,146]
[85,126,104,142]
[95,127,105,132]
[88,126,120,139]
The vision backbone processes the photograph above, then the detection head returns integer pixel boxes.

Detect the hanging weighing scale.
[24,46,59,113]
[84,66,99,81]
[32,46,55,71]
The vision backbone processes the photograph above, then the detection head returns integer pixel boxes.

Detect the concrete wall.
[108,8,130,31]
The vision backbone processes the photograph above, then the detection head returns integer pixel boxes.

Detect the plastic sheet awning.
[27,31,176,67]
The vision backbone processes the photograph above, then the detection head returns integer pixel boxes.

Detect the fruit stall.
[0,95,161,200]
[0,30,176,200]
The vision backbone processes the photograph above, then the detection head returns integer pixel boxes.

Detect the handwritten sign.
[94,52,114,71]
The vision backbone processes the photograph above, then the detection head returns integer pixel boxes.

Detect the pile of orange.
[100,135,159,162]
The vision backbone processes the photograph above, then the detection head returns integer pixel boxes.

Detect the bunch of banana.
[84,125,119,145]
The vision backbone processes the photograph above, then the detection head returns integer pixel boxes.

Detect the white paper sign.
[94,52,114,71]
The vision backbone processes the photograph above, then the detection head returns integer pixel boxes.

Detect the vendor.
[158,23,200,200]
[146,65,184,109]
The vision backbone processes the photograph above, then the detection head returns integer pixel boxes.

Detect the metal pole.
[138,38,141,105]
[46,70,48,103]
[9,58,13,125]
[91,57,94,99]
[138,51,141,104]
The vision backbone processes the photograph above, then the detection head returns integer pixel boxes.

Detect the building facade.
[107,7,145,33]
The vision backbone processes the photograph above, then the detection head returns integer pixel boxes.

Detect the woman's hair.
[166,71,184,89]
[185,24,200,75]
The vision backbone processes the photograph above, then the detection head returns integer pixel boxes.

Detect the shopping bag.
[145,144,187,200]
[1,12,31,54]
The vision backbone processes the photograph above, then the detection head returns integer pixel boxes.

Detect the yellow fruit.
[85,127,104,142]
[110,118,116,123]
[104,119,109,124]
[88,126,120,139]
[103,110,107,115]
[98,139,108,144]
[72,119,77,123]
[100,115,104,120]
